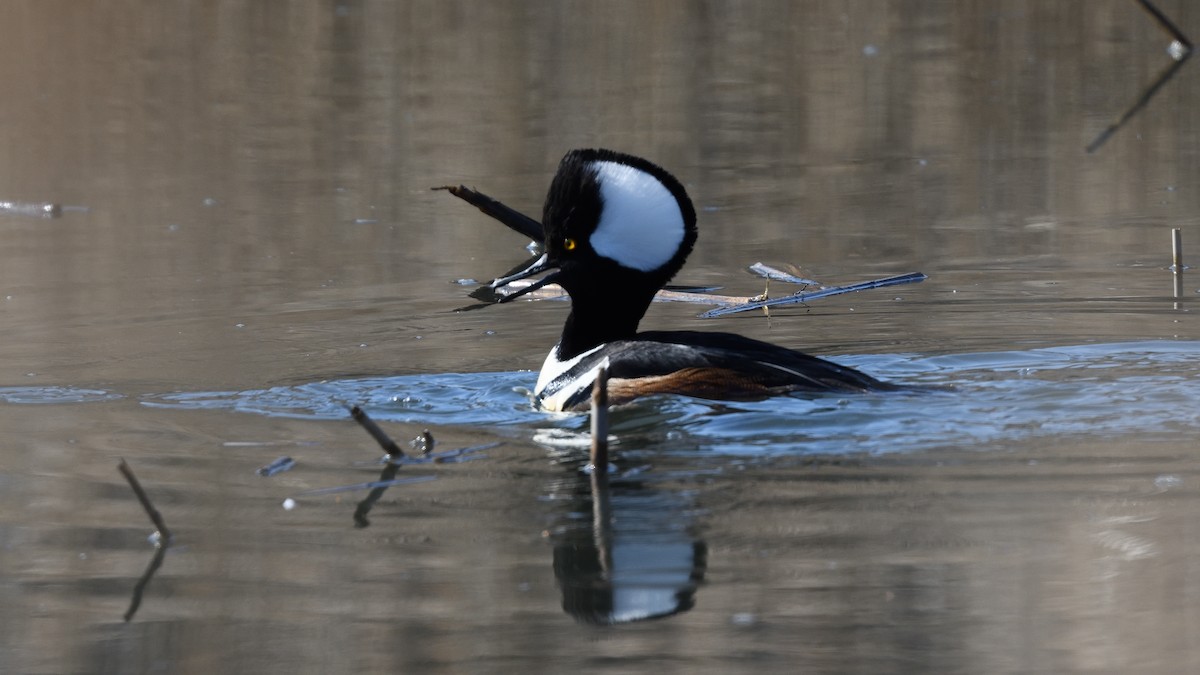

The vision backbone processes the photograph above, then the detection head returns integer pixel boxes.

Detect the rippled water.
[4,2,1200,674]
[118,340,1200,456]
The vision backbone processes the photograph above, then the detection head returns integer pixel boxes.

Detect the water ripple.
[139,341,1200,456]
[0,386,123,404]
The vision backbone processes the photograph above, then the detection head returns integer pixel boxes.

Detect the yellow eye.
[563,238,577,251]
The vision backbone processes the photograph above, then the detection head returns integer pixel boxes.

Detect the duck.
[481,148,895,411]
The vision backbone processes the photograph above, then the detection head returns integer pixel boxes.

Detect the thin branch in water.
[589,363,610,471]
[124,547,166,622]
[1137,0,1193,49]
[345,407,497,527]
[350,406,406,460]
[1087,0,1193,153]
[117,459,172,622]
[117,458,172,542]
[1172,227,1184,272]
[348,406,409,527]
[699,272,928,318]
[1172,228,1186,309]
[256,456,295,477]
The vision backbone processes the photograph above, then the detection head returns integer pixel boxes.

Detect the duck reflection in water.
[548,459,706,624]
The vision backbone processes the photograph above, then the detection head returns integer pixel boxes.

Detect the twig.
[1172,228,1185,309]
[117,459,172,542]
[433,185,543,240]
[124,547,166,622]
[350,406,406,459]
[1138,0,1193,49]
[1087,0,1193,153]
[117,459,171,622]
[699,272,928,318]
[590,364,610,470]
[256,456,295,477]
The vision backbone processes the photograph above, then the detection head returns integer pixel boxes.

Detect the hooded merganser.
[486,148,894,412]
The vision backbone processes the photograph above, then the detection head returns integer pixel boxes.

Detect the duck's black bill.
[490,252,562,303]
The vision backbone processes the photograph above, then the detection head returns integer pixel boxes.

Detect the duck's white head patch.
[589,160,686,272]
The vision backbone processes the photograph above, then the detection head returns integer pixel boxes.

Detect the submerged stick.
[350,406,406,459]
[117,459,172,543]
[1171,227,1183,271]
[699,272,928,318]
[124,546,166,622]
[1172,228,1184,309]
[349,406,407,527]
[1086,0,1192,153]
[117,459,171,622]
[1137,0,1193,49]
[590,364,610,470]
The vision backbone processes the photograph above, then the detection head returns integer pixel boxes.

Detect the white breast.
[535,343,606,412]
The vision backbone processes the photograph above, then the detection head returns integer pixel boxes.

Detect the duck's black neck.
[556,282,657,360]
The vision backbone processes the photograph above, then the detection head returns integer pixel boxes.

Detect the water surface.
[3,2,1200,673]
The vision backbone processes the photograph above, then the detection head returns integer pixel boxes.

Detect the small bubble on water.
[235,323,246,329]
[167,223,180,232]
[517,582,531,592]
[454,278,477,285]
[863,44,879,57]
[359,343,368,348]
[79,552,88,560]
[484,330,496,336]
[148,532,162,546]
[282,498,296,510]
[202,197,218,207]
